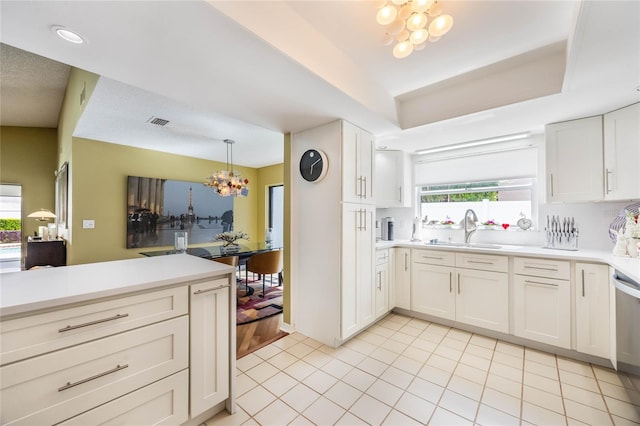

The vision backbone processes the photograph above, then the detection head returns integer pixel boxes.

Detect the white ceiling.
[1,1,638,168]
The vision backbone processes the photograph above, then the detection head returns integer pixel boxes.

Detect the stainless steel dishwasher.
[613,271,640,376]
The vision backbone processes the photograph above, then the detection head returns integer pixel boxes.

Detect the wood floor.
[236,313,287,359]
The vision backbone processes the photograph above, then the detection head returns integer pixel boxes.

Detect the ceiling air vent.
[147,116,170,127]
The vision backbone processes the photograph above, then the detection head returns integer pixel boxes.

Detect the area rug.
[237,283,283,325]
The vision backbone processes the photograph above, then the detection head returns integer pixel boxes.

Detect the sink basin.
[425,241,504,249]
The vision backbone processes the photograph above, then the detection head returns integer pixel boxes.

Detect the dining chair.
[212,255,241,289]
[245,250,282,297]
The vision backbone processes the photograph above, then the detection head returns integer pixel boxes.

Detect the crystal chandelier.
[376,0,454,59]
[204,139,249,197]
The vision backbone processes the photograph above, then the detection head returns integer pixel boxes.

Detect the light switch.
[83,220,95,229]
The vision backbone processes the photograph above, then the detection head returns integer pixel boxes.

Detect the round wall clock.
[299,149,328,182]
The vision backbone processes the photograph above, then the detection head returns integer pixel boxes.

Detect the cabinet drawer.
[376,249,390,265]
[412,249,456,266]
[0,316,188,426]
[514,257,570,280]
[58,370,188,426]
[456,252,508,273]
[1,286,188,366]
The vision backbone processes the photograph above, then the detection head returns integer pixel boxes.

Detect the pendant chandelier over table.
[204,139,249,197]
[376,0,454,59]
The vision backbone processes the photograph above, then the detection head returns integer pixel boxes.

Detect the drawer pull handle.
[467,260,493,265]
[421,256,443,260]
[524,280,558,287]
[58,364,129,392]
[523,265,558,272]
[58,313,129,333]
[194,284,229,295]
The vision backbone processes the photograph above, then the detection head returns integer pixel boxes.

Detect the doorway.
[268,184,284,248]
[0,184,23,273]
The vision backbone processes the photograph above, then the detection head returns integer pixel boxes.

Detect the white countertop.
[376,240,640,283]
[0,254,234,318]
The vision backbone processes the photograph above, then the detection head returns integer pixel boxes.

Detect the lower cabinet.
[456,268,509,333]
[412,263,455,320]
[575,263,611,358]
[375,249,390,318]
[394,248,411,310]
[190,278,230,417]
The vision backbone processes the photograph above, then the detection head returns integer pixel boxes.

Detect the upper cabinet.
[342,121,375,204]
[375,150,412,208]
[546,116,603,202]
[604,103,640,201]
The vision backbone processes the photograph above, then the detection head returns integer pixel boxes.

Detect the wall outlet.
[83,220,95,229]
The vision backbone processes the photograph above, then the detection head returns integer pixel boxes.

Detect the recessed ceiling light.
[52,26,85,44]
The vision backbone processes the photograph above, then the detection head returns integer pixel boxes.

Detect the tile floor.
[206,313,640,426]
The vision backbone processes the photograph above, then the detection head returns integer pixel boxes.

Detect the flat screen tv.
[126,175,233,249]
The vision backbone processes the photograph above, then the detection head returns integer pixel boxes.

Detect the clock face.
[299,149,328,182]
[517,217,532,230]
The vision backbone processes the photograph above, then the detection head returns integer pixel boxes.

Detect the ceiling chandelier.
[204,139,249,197]
[376,0,454,59]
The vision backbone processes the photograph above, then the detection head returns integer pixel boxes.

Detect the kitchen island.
[0,254,236,426]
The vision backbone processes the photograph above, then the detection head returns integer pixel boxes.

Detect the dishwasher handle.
[613,274,640,300]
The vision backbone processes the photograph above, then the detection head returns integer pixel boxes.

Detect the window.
[268,185,284,248]
[419,178,536,227]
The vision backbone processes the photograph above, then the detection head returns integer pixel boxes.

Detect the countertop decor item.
[216,231,249,247]
[517,213,532,230]
[544,215,579,251]
[204,139,249,197]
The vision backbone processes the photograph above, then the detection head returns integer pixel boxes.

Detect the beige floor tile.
[237,353,262,372]
[301,336,323,348]
[604,396,640,423]
[440,335,469,351]
[236,386,277,416]
[240,418,259,425]
[350,394,393,425]
[389,330,417,344]
[301,349,333,368]
[383,338,410,354]
[266,351,299,370]
[261,371,298,397]
[245,362,280,384]
[490,360,524,382]
[288,332,307,342]
[438,389,479,421]
[252,399,299,426]
[342,366,377,391]
[493,351,525,370]
[600,380,640,405]
[557,357,595,378]
[470,334,498,350]
[358,330,387,346]
[561,382,607,411]
[357,355,389,377]
[481,388,522,418]
[411,336,438,352]
[417,364,452,387]
[204,406,251,426]
[525,359,560,380]
[399,324,424,336]
[391,354,423,375]
[236,373,259,396]
[448,372,485,403]
[475,404,520,426]
[465,343,495,360]
[406,318,430,330]
[283,359,317,381]
[428,407,474,425]
[344,337,377,355]
[611,414,640,426]
[433,343,463,362]
[523,384,565,415]
[494,341,523,358]
[370,346,401,364]
[334,346,367,366]
[280,383,320,413]
[460,351,492,371]
[253,342,282,360]
[382,409,424,425]
[559,369,600,393]
[394,391,436,424]
[447,328,473,343]
[524,348,557,367]
[454,362,489,385]
[380,365,415,389]
[521,401,567,426]
[402,345,432,363]
[486,373,522,396]
[427,353,458,373]
[288,414,314,425]
[302,396,346,425]
[272,335,301,350]
[324,381,363,410]
[564,398,613,425]
[427,323,451,336]
[370,325,396,337]
[302,369,338,394]
[406,376,445,404]
[322,358,353,379]
[380,320,404,331]
[366,378,404,406]
[594,366,637,389]
[523,371,562,395]
[335,412,369,425]
[418,330,446,345]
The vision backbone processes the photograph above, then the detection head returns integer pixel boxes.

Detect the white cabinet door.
[341,203,375,339]
[375,259,389,319]
[575,263,610,359]
[604,103,640,200]
[411,263,455,320]
[546,116,603,202]
[342,121,374,204]
[456,269,509,333]
[394,248,411,310]
[375,150,411,208]
[514,275,570,348]
[190,279,230,417]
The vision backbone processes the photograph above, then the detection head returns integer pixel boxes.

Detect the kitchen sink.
[425,241,509,250]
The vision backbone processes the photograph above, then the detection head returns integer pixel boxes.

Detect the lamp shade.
[28,209,56,221]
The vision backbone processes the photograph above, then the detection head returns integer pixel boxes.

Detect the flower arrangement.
[482,220,498,226]
[624,210,640,239]
[440,217,455,225]
[215,231,249,246]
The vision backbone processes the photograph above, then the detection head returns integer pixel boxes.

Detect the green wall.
[0,126,58,241]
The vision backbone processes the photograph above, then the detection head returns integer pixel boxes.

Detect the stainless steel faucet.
[464,209,479,243]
